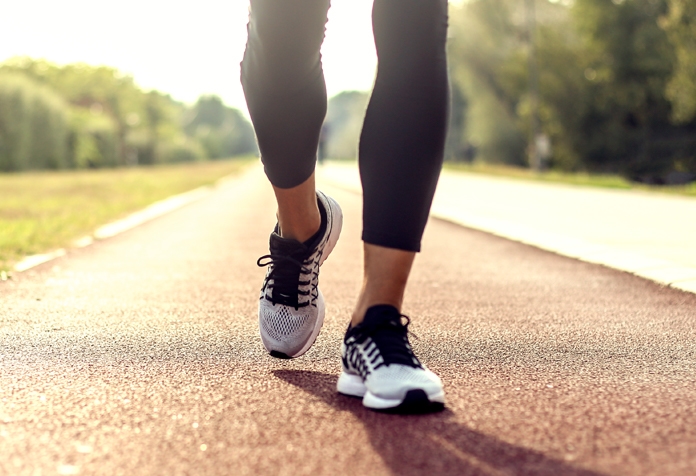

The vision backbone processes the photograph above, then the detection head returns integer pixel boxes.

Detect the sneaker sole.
[386,390,446,414]
[337,372,367,397]
[265,192,343,359]
[337,372,445,413]
[364,389,445,414]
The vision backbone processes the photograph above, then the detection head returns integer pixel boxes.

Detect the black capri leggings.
[241,0,449,252]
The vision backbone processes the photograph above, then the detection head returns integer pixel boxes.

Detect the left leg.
[351,244,414,327]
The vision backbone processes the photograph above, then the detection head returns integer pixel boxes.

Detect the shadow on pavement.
[273,369,605,476]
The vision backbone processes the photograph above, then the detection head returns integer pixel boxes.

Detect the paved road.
[320,163,696,293]
[2,166,696,475]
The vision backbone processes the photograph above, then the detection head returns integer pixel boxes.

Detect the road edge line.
[317,163,696,296]
[11,169,248,274]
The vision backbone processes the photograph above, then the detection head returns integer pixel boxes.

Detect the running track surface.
[2,166,695,476]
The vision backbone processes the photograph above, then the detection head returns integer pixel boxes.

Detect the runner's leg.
[338,1,449,411]
[241,0,331,241]
[242,0,343,359]
[353,0,449,324]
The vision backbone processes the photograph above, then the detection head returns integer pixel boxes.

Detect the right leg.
[241,0,343,358]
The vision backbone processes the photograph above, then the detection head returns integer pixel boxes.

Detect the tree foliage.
[447,0,696,181]
[0,73,69,171]
[184,95,257,160]
[662,0,696,123]
[324,91,370,160]
[0,58,256,172]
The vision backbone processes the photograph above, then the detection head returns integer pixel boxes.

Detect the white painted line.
[579,251,673,273]
[635,266,696,286]
[72,236,94,248]
[12,178,227,274]
[672,280,696,294]
[14,249,67,273]
[93,186,212,239]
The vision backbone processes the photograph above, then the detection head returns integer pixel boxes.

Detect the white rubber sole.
[337,371,446,410]
[337,372,367,397]
[364,389,446,411]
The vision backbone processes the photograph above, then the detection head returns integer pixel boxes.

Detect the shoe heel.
[336,372,366,398]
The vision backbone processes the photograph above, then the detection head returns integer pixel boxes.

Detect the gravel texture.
[1,167,695,476]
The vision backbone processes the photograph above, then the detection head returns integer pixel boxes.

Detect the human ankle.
[273,173,321,242]
[278,212,321,242]
[350,244,414,326]
[352,301,402,327]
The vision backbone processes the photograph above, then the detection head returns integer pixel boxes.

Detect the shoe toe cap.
[258,302,318,357]
[366,364,443,401]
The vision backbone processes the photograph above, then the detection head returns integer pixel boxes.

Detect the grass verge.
[0,157,254,273]
[444,162,696,197]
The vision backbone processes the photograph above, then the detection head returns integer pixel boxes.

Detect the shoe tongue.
[269,232,308,256]
[359,305,417,368]
[362,305,401,327]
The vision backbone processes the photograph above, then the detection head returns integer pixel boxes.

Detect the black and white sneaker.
[257,191,342,358]
[337,305,445,413]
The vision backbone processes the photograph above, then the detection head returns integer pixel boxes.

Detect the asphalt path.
[2,166,695,476]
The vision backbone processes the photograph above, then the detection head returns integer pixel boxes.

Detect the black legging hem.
[362,230,422,253]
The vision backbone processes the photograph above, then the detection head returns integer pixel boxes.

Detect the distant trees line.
[0,57,256,172]
[5,0,696,185]
[324,0,696,184]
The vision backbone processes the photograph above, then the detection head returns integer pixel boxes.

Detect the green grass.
[0,157,254,273]
[444,161,696,197]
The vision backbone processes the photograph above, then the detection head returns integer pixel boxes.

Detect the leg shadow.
[273,370,605,476]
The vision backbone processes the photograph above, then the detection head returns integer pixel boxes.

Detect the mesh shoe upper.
[257,191,342,358]
[340,305,444,404]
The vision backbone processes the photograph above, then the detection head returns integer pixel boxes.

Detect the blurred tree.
[184,95,257,159]
[0,58,146,166]
[324,91,370,160]
[572,0,678,179]
[448,0,548,165]
[661,0,696,124]
[0,58,257,170]
[447,0,696,180]
[0,73,68,171]
[187,95,226,130]
[444,83,475,162]
[157,135,207,163]
[67,105,119,168]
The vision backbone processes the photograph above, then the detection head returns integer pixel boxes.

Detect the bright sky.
[0,0,380,114]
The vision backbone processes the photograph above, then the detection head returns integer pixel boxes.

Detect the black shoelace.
[257,252,311,309]
[346,313,422,377]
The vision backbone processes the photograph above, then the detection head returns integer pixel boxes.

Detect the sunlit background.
[0,0,694,181]
[0,0,381,114]
[2,0,696,274]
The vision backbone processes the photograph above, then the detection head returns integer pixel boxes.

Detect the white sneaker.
[257,191,342,358]
[337,305,445,413]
